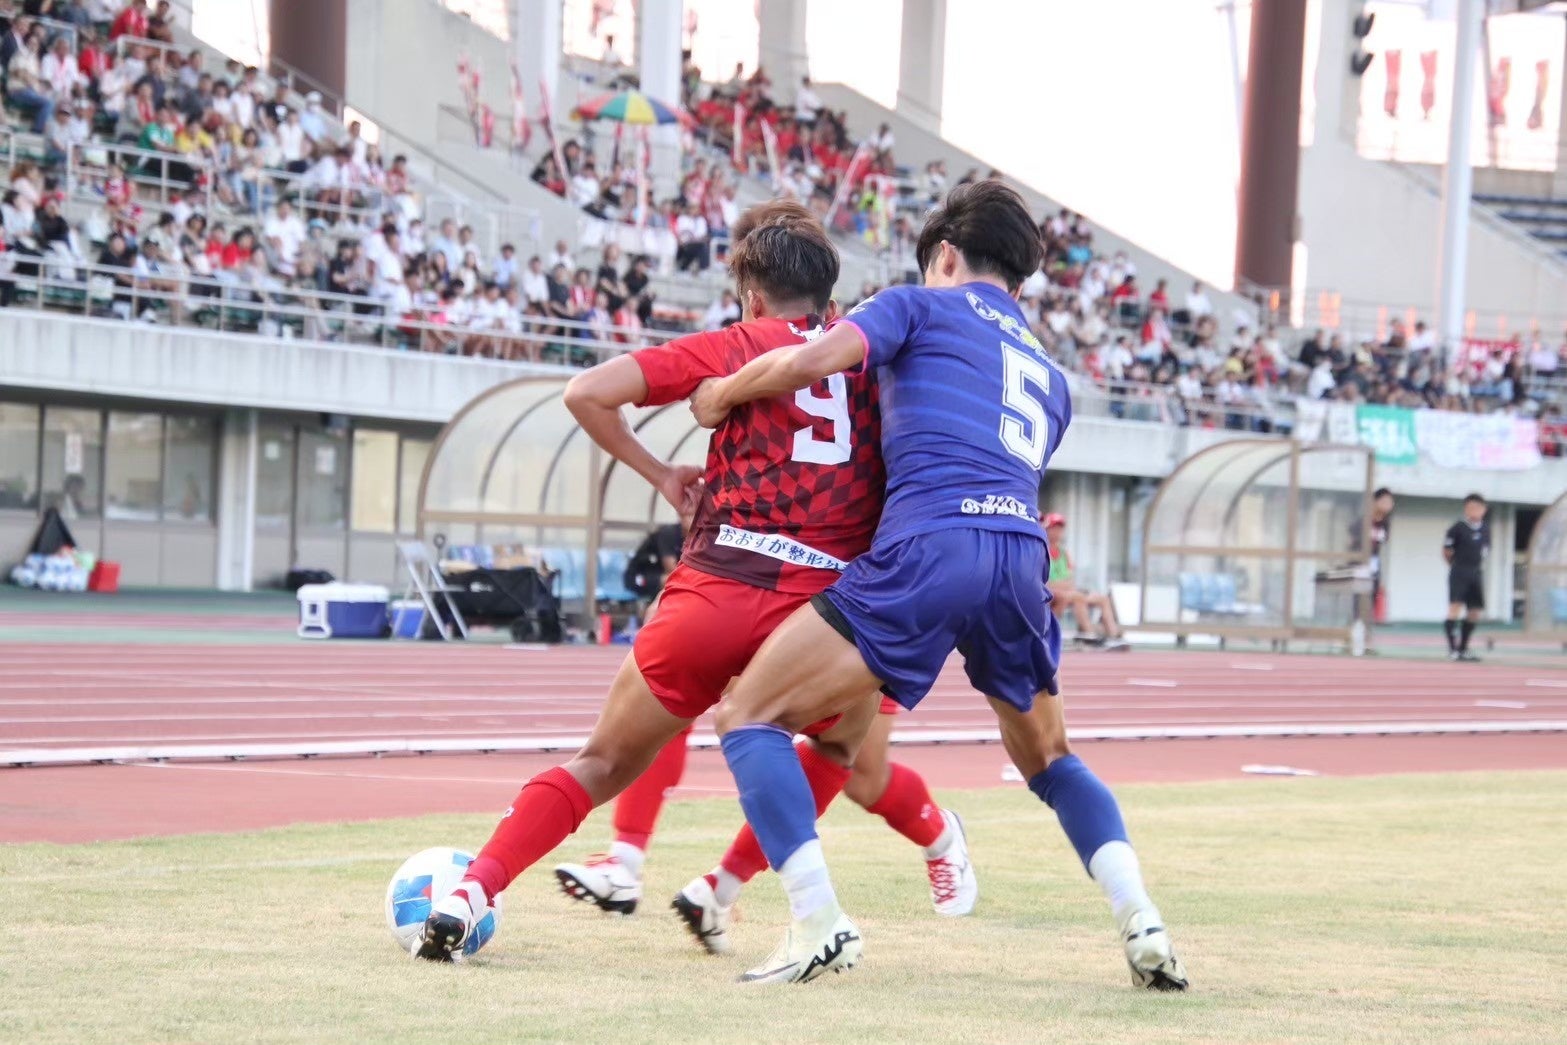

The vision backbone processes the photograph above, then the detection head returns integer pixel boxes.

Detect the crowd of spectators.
[0,1,691,360]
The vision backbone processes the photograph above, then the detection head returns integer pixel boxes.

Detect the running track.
[1,641,1564,842]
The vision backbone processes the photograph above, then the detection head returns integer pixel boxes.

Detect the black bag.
[28,509,77,555]
[284,568,335,591]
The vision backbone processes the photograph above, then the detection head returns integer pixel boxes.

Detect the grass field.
[4,771,1564,1045]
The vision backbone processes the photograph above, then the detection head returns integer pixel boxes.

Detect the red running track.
[2,643,1565,756]
[2,642,1565,842]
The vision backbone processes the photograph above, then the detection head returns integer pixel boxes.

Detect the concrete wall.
[1303,0,1567,327]
[344,0,511,151]
[1381,495,1512,623]
[815,83,1257,325]
[0,311,542,424]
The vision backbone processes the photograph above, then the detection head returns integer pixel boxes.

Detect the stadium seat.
[595,549,636,603]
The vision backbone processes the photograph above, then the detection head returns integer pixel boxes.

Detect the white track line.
[5,719,1565,766]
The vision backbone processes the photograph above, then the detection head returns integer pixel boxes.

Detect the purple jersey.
[836,282,1072,548]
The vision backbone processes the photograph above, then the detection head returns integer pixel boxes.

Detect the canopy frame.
[1135,439,1376,650]
[1522,486,1567,646]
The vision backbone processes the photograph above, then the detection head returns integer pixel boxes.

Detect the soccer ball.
[384,846,501,958]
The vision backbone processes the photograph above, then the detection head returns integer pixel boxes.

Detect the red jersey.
[633,316,883,593]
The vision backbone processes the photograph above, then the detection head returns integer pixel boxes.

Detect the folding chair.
[396,540,469,640]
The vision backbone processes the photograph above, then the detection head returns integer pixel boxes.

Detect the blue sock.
[720,723,820,870]
[1028,754,1129,874]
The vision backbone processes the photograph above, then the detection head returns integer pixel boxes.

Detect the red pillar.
[1235,0,1310,296]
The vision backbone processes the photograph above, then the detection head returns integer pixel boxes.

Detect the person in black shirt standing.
[1443,493,1490,662]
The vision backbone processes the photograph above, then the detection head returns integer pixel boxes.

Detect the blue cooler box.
[297,583,390,639]
[389,599,426,639]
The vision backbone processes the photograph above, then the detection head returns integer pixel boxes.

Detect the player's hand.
[656,463,704,519]
[689,378,731,428]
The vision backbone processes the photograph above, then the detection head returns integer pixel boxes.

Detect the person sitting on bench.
[1044,512,1128,650]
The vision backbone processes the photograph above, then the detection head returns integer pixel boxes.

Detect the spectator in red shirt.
[109,0,149,42]
[1147,277,1169,310]
[1110,274,1138,302]
[221,227,255,270]
[567,267,594,318]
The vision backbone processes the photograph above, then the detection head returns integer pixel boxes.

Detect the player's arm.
[563,356,701,514]
[689,323,864,426]
[1442,528,1455,565]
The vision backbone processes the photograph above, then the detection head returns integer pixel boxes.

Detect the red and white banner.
[509,64,531,152]
[759,118,780,191]
[824,143,872,228]
[540,77,568,183]
[731,100,745,169]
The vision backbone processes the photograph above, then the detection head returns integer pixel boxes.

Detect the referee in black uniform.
[1443,493,1490,662]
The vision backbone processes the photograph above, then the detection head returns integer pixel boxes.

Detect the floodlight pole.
[1436,0,1485,361]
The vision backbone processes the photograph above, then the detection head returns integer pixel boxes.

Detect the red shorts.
[634,564,902,723]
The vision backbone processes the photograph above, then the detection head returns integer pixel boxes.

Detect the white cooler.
[297,583,390,639]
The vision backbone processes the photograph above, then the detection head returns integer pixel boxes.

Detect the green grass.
[3,772,1564,1044]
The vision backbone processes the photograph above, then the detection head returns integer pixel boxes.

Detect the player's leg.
[845,704,977,916]
[554,588,682,912]
[963,530,1185,991]
[713,604,885,982]
[554,725,692,916]
[1458,577,1484,661]
[1445,568,1464,658]
[1086,591,1126,642]
[415,653,693,959]
[674,710,867,955]
[989,692,1185,991]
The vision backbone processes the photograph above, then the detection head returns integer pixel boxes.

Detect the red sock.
[867,762,944,849]
[612,726,690,851]
[463,765,594,899]
[720,740,851,881]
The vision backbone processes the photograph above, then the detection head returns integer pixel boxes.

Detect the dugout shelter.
[1522,488,1567,646]
[1136,440,1376,650]
[416,375,705,621]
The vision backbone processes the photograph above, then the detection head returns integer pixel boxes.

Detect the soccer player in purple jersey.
[688,182,1187,988]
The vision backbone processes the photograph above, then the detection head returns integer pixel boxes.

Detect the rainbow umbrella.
[573,89,692,127]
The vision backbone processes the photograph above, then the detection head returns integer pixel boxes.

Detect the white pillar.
[513,0,562,123]
[215,408,258,592]
[896,0,947,135]
[1436,0,1483,356]
[758,0,809,95]
[638,0,683,192]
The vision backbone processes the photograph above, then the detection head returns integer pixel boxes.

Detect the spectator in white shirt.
[870,123,895,155]
[520,255,549,307]
[602,34,625,66]
[1175,369,1204,402]
[794,75,822,125]
[570,164,602,210]
[263,200,306,277]
[1529,337,1562,375]
[300,93,329,142]
[1407,320,1437,357]
[277,109,307,171]
[674,201,710,272]
[492,243,518,290]
[702,290,740,331]
[548,239,573,272]
[1104,336,1135,380]
[40,36,84,98]
[1307,358,1337,399]
[372,229,406,300]
[1184,280,1213,318]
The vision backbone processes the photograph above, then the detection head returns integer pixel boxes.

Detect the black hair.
[727,199,839,312]
[1464,493,1486,506]
[1373,487,1392,500]
[915,181,1042,292]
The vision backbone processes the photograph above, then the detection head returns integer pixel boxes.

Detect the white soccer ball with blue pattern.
[385,846,501,957]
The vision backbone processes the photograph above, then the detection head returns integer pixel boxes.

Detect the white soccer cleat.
[739,904,862,985]
[671,875,734,955]
[926,809,978,917]
[413,886,481,963]
[553,853,642,915]
[1120,907,1189,991]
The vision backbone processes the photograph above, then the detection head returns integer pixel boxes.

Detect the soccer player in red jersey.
[413,201,970,961]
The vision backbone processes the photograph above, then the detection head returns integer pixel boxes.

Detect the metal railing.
[0,257,682,365]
